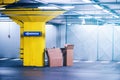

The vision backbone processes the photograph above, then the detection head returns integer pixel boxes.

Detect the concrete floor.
[0,59,120,80]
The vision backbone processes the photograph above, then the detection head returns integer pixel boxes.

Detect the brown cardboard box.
[64,44,74,66]
[46,48,63,67]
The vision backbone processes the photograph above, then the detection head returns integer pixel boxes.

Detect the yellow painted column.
[12,20,45,67]
[23,22,45,67]
[2,8,65,67]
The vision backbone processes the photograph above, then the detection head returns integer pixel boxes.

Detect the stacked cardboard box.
[46,48,63,67]
[64,44,74,66]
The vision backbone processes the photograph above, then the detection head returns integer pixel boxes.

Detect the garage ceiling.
[0,0,120,25]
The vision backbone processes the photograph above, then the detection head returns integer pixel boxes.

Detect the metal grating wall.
[65,24,120,61]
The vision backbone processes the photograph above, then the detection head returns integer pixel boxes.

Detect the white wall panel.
[0,22,20,58]
[67,25,97,60]
[62,24,120,61]
[98,26,113,60]
[114,26,120,61]
[46,24,58,48]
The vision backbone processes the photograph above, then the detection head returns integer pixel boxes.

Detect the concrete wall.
[0,22,20,58]
[46,24,59,48]
[57,24,66,48]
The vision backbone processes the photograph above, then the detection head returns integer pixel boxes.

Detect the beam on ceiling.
[0,14,64,16]
[1,9,64,11]
[48,2,120,5]
[0,2,120,6]
[0,13,111,16]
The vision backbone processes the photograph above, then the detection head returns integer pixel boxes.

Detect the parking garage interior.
[0,0,120,80]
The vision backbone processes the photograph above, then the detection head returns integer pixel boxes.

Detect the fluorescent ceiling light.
[78,16,92,19]
[103,10,113,15]
[87,16,92,18]
[38,6,59,10]
[79,16,102,19]
[94,16,102,18]
[61,6,75,10]
[78,16,85,18]
[67,23,71,25]
[103,10,110,13]
[35,0,48,4]
[93,5,103,9]
[109,12,113,14]
[82,0,91,3]
[113,15,119,18]
[0,8,5,10]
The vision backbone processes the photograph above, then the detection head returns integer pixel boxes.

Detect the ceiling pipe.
[0,2,120,6]
[48,2,120,5]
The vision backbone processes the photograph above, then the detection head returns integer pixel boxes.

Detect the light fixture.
[82,0,91,3]
[67,23,71,26]
[113,15,119,18]
[103,10,110,13]
[102,9,112,14]
[35,0,47,4]
[87,15,92,18]
[78,15,92,19]
[61,6,75,10]
[38,6,59,10]
[94,16,102,19]
[93,5,103,9]
[78,16,85,19]
[0,8,6,10]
